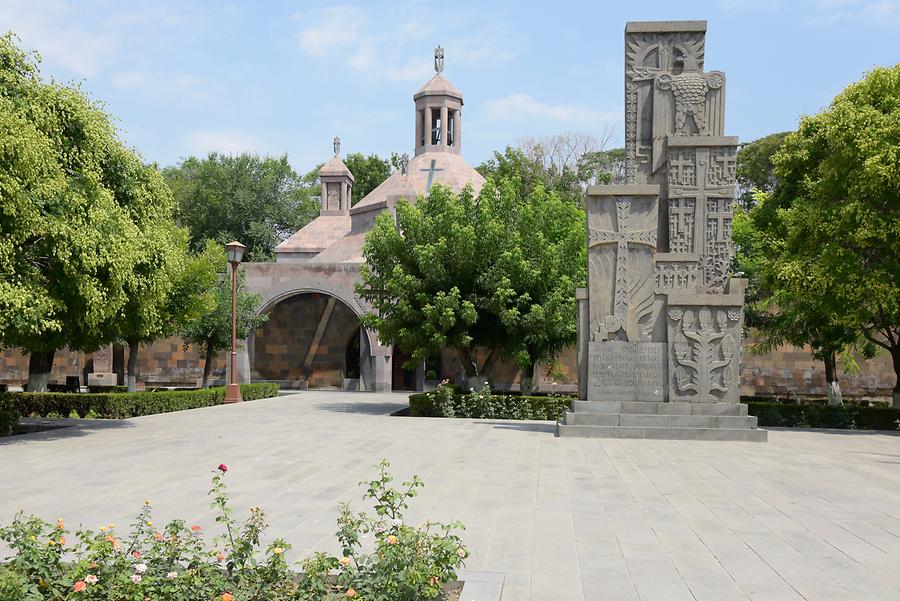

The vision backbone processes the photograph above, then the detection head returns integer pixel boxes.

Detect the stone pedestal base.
[556,400,766,441]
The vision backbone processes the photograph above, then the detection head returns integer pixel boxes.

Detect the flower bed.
[745,402,900,430]
[409,382,572,420]
[0,461,467,600]
[0,383,279,421]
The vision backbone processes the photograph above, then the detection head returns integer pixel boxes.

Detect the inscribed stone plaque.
[92,344,113,373]
[588,341,666,402]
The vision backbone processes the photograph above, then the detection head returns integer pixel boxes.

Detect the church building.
[240,48,486,392]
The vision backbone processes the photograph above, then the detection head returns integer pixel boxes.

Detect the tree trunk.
[520,362,537,395]
[127,340,139,393]
[481,348,498,378]
[202,343,216,389]
[27,349,55,392]
[456,348,477,378]
[823,351,842,406]
[892,346,900,409]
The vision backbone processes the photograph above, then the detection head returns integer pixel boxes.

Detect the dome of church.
[277,46,483,265]
[351,152,484,213]
[318,155,353,178]
[414,73,463,100]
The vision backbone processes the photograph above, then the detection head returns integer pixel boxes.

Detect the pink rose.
[218,464,228,473]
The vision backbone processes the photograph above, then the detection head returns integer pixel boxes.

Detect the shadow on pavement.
[482,421,556,433]
[1,418,134,445]
[767,427,900,437]
[312,402,408,416]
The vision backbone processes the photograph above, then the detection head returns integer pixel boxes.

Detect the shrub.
[0,461,467,601]
[746,402,900,430]
[410,381,571,420]
[0,400,18,436]
[0,383,280,420]
[87,385,129,394]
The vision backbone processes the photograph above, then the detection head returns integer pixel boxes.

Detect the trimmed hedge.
[746,402,900,430]
[86,385,129,394]
[0,382,280,420]
[0,402,18,436]
[409,392,571,421]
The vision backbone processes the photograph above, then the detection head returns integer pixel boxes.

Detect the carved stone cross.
[434,46,444,74]
[589,198,657,336]
[420,159,444,191]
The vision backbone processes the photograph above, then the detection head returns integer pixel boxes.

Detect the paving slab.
[1,391,899,600]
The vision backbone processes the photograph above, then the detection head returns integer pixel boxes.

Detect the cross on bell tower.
[414,46,463,157]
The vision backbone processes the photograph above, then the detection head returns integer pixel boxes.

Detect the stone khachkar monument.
[557,21,765,440]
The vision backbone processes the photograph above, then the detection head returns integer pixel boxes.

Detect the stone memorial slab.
[92,344,113,374]
[559,20,762,440]
[87,373,117,387]
[588,341,666,402]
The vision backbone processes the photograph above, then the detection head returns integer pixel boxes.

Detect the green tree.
[735,131,790,209]
[736,196,861,405]
[358,178,585,387]
[110,234,222,391]
[180,264,268,388]
[343,152,392,205]
[753,65,900,406]
[0,33,168,391]
[477,139,623,204]
[163,153,318,262]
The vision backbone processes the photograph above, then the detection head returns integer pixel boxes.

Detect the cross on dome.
[434,46,444,74]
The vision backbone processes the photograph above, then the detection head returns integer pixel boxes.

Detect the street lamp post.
[224,241,246,404]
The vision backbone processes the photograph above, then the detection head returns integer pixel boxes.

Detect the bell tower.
[414,46,463,156]
[318,136,354,216]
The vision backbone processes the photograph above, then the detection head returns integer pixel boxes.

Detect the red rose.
[218,464,228,473]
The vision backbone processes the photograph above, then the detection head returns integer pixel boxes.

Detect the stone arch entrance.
[251,292,372,390]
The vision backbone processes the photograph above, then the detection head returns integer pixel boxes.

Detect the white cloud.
[297,5,366,56]
[722,0,900,21]
[110,69,202,93]
[1,0,115,77]
[0,0,201,81]
[720,0,783,9]
[483,93,618,127]
[811,0,900,22]
[184,130,267,156]
[293,3,519,82]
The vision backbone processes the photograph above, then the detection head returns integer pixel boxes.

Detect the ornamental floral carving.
[668,307,736,401]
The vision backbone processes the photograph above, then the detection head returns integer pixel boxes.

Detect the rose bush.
[0,461,467,600]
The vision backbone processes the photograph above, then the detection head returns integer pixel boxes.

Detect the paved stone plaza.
[2,392,899,601]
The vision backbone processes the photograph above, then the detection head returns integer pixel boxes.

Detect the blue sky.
[2,0,898,173]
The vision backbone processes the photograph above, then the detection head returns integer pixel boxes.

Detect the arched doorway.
[251,292,365,389]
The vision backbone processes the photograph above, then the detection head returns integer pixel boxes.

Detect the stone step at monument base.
[556,401,767,441]
[571,400,747,416]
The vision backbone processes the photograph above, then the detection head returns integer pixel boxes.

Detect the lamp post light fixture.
[224,241,246,404]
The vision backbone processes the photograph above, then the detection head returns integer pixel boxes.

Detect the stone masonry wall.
[251,292,359,388]
[2,331,894,399]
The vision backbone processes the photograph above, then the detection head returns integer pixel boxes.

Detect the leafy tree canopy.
[478,134,624,204]
[163,153,319,262]
[358,176,586,383]
[735,131,790,209]
[749,65,900,405]
[343,152,394,206]
[180,254,268,388]
[0,33,168,384]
